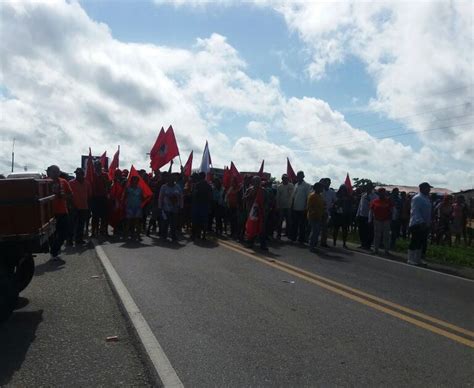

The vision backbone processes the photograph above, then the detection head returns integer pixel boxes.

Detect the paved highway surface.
[100,235,474,387]
[1,247,152,387]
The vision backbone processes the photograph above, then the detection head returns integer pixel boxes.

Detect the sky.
[0,0,472,190]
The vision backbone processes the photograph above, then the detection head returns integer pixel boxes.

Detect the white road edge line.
[345,244,474,283]
[94,243,184,388]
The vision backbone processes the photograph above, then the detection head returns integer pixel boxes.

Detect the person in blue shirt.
[124,176,143,241]
[407,182,433,266]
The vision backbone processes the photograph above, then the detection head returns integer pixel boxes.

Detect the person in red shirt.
[370,188,394,255]
[90,161,110,237]
[69,167,91,245]
[225,177,241,238]
[47,165,73,260]
[108,169,126,236]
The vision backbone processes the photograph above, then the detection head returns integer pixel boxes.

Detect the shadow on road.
[0,310,43,386]
[316,250,348,261]
[148,236,188,249]
[34,259,65,276]
[191,238,219,248]
[119,240,153,249]
[14,297,30,310]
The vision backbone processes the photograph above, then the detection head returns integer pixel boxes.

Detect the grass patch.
[346,230,474,268]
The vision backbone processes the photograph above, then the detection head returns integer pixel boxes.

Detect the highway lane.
[100,236,474,386]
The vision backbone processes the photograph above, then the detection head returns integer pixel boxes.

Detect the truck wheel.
[0,271,18,323]
[15,256,35,293]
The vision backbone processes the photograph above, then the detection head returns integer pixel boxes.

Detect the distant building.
[207,167,271,181]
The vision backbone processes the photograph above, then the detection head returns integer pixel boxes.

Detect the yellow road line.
[220,239,474,338]
[219,240,474,348]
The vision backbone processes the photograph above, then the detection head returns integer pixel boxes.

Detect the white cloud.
[1,0,472,190]
[271,1,473,162]
[246,121,268,139]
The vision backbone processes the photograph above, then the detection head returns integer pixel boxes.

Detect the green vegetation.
[346,230,474,268]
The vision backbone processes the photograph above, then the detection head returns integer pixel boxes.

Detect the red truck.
[0,178,56,322]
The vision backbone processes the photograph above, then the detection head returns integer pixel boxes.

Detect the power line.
[283,112,474,149]
[332,83,473,121]
[288,121,473,153]
[269,102,473,144]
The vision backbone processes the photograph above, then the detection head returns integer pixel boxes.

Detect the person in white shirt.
[320,178,337,248]
[290,171,312,243]
[276,174,294,239]
[407,182,433,266]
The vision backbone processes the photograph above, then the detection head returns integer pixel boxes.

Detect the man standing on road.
[370,188,393,255]
[307,182,325,252]
[159,173,183,242]
[90,161,110,237]
[356,183,377,249]
[290,171,312,243]
[69,168,90,245]
[407,182,433,266]
[47,165,73,261]
[390,187,402,249]
[320,178,337,248]
[276,174,293,240]
[191,172,212,240]
[244,176,268,251]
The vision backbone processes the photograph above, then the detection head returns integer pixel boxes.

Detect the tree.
[353,178,385,191]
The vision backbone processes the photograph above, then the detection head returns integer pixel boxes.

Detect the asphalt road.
[101,235,474,387]
[0,247,152,387]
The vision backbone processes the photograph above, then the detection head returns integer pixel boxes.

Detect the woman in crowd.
[331,185,353,248]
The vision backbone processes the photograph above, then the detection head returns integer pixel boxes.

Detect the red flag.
[150,127,165,161]
[258,160,264,177]
[85,147,94,185]
[230,161,243,185]
[128,165,153,207]
[150,125,180,171]
[100,151,107,169]
[245,187,264,239]
[108,146,120,180]
[287,157,296,183]
[223,166,231,189]
[183,150,193,177]
[344,173,353,195]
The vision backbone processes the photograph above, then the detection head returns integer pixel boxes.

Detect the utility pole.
[11,138,15,173]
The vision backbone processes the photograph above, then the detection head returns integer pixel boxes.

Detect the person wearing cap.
[407,182,433,265]
[47,165,73,261]
[290,171,312,243]
[369,187,394,255]
[276,173,294,240]
[356,182,377,249]
[69,167,91,245]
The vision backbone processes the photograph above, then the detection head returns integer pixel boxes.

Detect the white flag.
[199,141,212,173]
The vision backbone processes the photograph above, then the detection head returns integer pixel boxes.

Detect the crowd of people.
[43,161,472,267]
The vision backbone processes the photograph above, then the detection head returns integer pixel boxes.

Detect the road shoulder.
[0,245,154,387]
